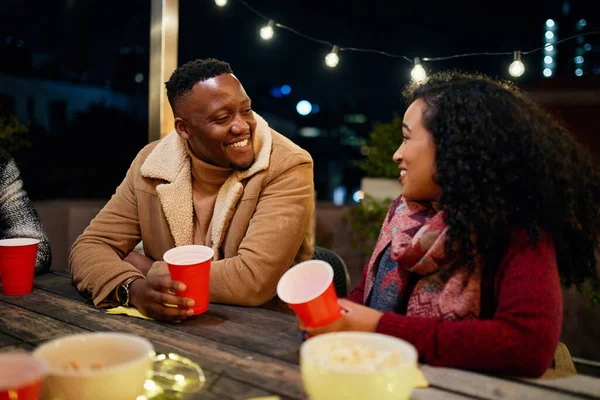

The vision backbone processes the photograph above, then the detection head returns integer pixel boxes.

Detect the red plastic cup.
[277,260,342,328]
[0,352,48,400]
[163,245,214,315]
[0,238,40,296]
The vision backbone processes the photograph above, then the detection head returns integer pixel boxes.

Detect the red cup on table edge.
[0,352,48,400]
[163,245,214,315]
[0,238,40,296]
[277,260,342,328]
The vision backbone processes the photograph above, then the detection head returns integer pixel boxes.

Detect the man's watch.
[116,277,143,307]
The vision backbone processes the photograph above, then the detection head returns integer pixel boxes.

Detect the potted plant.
[342,115,403,255]
[0,115,30,153]
[342,193,390,255]
[358,114,403,201]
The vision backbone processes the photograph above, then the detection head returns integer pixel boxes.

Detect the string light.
[508,51,525,77]
[214,0,228,7]
[325,46,340,68]
[410,58,426,82]
[233,0,600,81]
[260,20,275,40]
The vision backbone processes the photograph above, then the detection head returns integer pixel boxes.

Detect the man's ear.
[174,117,190,140]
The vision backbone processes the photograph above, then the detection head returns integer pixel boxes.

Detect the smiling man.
[70,59,315,321]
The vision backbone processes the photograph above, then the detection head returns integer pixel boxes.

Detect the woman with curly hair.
[302,72,600,377]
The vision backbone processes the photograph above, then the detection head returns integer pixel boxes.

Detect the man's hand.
[128,276,195,322]
[123,251,154,276]
[298,299,384,338]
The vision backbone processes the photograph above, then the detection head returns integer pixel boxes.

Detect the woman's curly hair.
[404,72,600,287]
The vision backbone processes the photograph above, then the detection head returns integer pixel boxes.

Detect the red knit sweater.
[346,234,562,378]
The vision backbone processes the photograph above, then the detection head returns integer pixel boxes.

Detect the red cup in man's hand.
[163,245,214,315]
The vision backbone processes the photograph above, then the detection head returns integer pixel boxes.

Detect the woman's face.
[393,99,442,202]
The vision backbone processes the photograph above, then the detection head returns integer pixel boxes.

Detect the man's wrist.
[115,276,144,306]
[127,278,146,308]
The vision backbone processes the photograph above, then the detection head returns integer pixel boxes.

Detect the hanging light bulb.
[214,0,227,7]
[508,51,525,77]
[410,58,426,82]
[325,45,340,68]
[260,20,275,40]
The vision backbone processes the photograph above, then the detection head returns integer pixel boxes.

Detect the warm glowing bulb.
[260,20,275,40]
[215,0,227,7]
[325,52,339,68]
[260,26,273,40]
[509,60,525,77]
[411,63,426,82]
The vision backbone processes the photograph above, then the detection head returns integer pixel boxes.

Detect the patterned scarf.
[363,196,482,320]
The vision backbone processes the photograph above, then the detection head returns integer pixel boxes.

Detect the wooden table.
[1,273,599,399]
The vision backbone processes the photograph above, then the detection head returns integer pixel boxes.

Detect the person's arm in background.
[0,148,51,274]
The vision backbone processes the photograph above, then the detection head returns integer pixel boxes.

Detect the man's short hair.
[165,58,233,114]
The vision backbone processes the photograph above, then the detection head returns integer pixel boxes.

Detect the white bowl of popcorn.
[300,332,418,400]
[33,332,153,400]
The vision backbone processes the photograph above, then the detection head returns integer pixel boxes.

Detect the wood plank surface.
[33,273,303,363]
[411,387,481,400]
[518,375,600,399]
[210,374,281,400]
[0,331,21,348]
[0,289,305,399]
[0,342,36,352]
[0,301,87,341]
[421,365,590,400]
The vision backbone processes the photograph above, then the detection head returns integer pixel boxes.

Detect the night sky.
[184,0,552,122]
[5,0,592,121]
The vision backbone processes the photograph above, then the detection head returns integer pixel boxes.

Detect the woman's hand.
[298,299,384,338]
[128,276,195,322]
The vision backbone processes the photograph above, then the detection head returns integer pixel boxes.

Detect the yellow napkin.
[106,306,154,320]
[414,368,429,388]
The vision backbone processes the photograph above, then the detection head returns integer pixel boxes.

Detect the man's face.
[174,74,257,170]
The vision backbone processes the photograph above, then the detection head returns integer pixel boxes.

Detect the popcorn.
[307,341,402,373]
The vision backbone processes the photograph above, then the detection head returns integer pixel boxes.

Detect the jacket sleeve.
[208,152,315,306]
[0,152,52,274]
[375,236,562,378]
[69,151,145,307]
